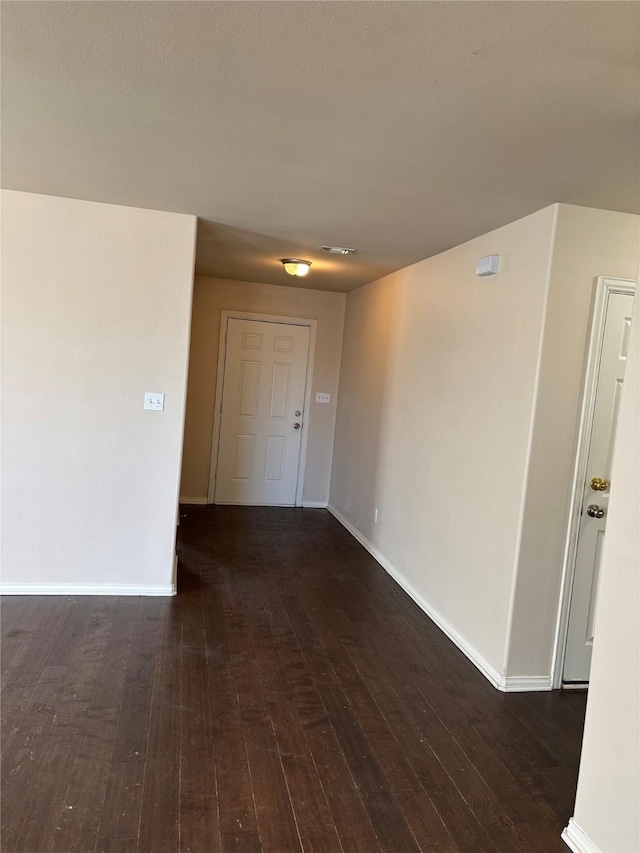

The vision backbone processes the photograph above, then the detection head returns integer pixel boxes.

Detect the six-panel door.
[214,318,311,505]
[563,290,634,682]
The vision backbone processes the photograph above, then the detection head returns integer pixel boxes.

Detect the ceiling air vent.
[318,245,356,255]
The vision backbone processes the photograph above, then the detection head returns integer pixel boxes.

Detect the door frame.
[551,276,636,688]
[207,310,318,507]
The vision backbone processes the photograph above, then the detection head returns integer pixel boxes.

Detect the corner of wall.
[503,203,560,678]
[505,203,640,683]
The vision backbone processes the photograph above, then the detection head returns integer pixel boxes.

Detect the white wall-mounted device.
[476,255,500,277]
[315,392,331,404]
[144,392,165,411]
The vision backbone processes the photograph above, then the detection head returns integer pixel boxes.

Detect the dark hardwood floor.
[1,506,586,852]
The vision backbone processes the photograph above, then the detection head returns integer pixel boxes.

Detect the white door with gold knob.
[563,284,635,683]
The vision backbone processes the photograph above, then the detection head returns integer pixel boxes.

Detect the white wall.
[330,206,557,678]
[1,190,196,593]
[564,302,639,853]
[507,206,640,677]
[330,203,639,686]
[180,277,345,505]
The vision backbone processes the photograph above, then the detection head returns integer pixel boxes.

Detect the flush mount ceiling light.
[281,258,311,277]
[319,245,356,255]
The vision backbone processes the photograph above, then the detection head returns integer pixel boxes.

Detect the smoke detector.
[318,245,356,255]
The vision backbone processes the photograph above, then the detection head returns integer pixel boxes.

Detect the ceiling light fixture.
[281,258,311,277]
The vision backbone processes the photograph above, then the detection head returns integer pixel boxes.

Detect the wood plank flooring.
[1,506,586,852]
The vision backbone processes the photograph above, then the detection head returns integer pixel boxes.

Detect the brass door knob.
[590,477,609,491]
[586,505,605,519]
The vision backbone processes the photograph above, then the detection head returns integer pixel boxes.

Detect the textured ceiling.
[2,1,639,292]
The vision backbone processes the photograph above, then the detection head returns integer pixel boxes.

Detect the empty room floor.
[1,507,586,852]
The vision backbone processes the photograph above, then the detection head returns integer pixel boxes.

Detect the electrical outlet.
[315,392,331,404]
[144,392,165,411]
[373,508,378,523]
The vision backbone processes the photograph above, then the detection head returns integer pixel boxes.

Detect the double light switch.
[144,392,165,411]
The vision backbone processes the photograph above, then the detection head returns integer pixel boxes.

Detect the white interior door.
[563,288,635,683]
[214,318,310,506]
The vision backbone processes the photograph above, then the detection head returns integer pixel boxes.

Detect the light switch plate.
[315,392,331,404]
[144,392,165,411]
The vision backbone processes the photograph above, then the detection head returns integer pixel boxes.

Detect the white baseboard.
[0,583,176,597]
[327,504,551,694]
[562,818,601,853]
[181,497,327,509]
[502,675,553,692]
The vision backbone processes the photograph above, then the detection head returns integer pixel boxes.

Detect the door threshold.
[561,682,589,690]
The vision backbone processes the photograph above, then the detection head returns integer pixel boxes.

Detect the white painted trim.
[179,496,208,505]
[502,675,553,693]
[327,504,552,693]
[562,818,602,853]
[0,583,176,596]
[207,310,318,508]
[295,321,317,508]
[213,500,296,507]
[207,311,230,503]
[552,276,636,688]
[302,500,328,508]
